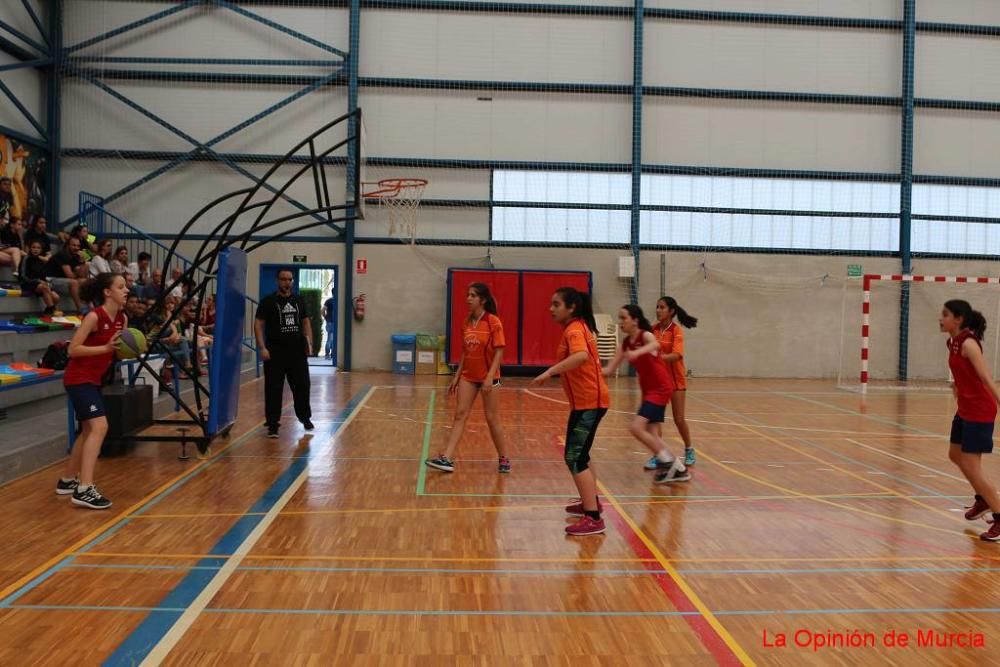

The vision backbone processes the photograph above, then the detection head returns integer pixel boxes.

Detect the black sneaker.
[267,426,279,439]
[55,477,79,495]
[654,459,692,484]
[498,456,511,473]
[301,419,314,430]
[72,484,112,509]
[426,456,454,472]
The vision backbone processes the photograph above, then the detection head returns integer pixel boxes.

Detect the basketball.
[116,327,147,359]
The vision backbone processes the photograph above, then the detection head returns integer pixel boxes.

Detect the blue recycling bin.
[391,333,417,374]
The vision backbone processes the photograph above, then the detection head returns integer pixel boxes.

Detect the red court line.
[550,434,749,666]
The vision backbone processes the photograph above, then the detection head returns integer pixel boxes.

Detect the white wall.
[55,2,1000,377]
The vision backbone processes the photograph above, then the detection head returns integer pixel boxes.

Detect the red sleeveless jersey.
[948,329,998,423]
[623,331,674,406]
[63,307,125,387]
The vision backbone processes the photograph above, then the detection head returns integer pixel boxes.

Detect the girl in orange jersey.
[530,287,609,536]
[645,296,699,470]
[427,283,510,473]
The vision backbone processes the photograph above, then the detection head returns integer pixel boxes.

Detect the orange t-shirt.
[557,319,610,410]
[653,321,687,390]
[460,313,505,383]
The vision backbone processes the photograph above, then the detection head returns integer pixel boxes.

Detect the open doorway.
[259,263,338,367]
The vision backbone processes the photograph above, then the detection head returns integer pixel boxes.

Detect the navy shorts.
[65,383,106,421]
[637,400,667,423]
[950,414,995,454]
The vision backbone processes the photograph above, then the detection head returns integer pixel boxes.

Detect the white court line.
[844,438,966,483]
[139,386,377,666]
[522,389,933,437]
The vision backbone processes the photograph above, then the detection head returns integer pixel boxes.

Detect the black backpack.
[40,340,70,370]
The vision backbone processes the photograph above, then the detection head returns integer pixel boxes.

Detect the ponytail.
[468,282,498,318]
[556,286,597,333]
[659,296,698,329]
[620,304,652,349]
[945,299,987,341]
[80,272,119,306]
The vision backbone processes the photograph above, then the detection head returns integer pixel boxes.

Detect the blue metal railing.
[78,192,260,377]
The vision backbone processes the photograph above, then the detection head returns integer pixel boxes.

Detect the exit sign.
[847,264,863,278]
[293,255,307,264]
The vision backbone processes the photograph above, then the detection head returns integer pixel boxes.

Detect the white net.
[837,275,1000,392]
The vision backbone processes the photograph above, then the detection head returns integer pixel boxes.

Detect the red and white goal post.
[860,274,1000,394]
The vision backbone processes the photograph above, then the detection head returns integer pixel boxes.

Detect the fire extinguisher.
[352,293,366,322]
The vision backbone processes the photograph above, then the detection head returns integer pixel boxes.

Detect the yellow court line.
[127,492,916,520]
[0,395,285,603]
[74,551,660,563]
[598,481,756,667]
[71,551,1000,564]
[728,423,967,525]
[698,449,975,540]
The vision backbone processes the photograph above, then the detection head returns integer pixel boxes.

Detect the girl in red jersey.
[604,305,690,484]
[427,282,510,474]
[529,287,609,536]
[645,296,699,470]
[55,273,127,509]
[940,299,1000,541]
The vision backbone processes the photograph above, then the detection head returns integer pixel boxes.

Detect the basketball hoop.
[363,178,427,244]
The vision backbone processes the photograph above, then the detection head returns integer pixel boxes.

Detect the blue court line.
[11,602,1000,618]
[0,408,293,610]
[102,385,371,667]
[697,394,965,508]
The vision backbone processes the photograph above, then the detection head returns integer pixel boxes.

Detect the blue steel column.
[344,0,361,371]
[630,0,643,305]
[47,0,62,223]
[898,0,915,381]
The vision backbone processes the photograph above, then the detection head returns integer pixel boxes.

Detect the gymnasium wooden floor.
[1,371,998,665]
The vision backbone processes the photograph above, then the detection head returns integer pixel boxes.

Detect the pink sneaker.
[981,518,1000,542]
[565,497,602,516]
[565,516,606,536]
[965,496,991,521]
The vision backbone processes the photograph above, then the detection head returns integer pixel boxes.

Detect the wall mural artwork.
[0,136,47,220]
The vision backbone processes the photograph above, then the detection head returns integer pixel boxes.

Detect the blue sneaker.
[426,456,454,473]
[684,448,696,466]
[644,456,659,470]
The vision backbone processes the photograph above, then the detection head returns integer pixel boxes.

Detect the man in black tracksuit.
[254,268,314,438]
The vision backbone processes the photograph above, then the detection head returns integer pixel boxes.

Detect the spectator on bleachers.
[59,224,96,261]
[201,294,216,334]
[125,293,147,332]
[147,295,193,377]
[23,216,53,260]
[168,266,186,298]
[43,236,84,312]
[123,270,140,298]
[89,239,113,277]
[181,300,213,366]
[128,251,151,285]
[109,245,129,275]
[20,239,61,316]
[0,216,24,279]
[141,268,163,301]
[0,177,13,221]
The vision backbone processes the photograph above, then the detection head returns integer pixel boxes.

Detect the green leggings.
[564,408,608,474]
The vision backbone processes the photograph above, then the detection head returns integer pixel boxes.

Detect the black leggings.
[564,408,607,474]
